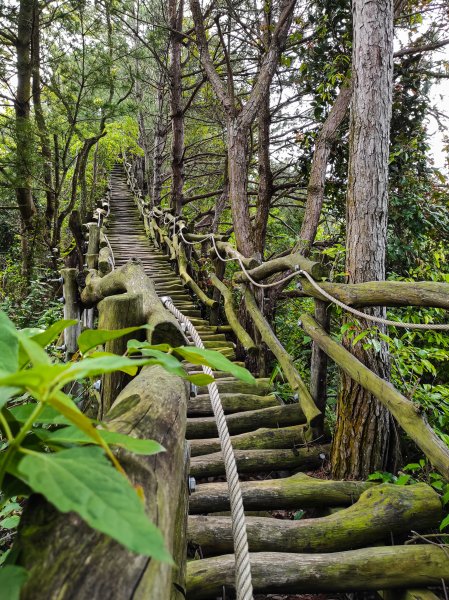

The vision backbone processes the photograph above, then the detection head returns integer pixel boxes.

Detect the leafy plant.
[0,311,254,594]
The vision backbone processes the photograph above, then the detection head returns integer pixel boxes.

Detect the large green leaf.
[38,425,165,456]
[78,325,151,355]
[127,343,214,384]
[0,310,19,376]
[17,332,51,367]
[9,403,71,425]
[0,387,20,411]
[31,319,77,348]
[15,446,172,561]
[18,320,77,368]
[0,364,68,390]
[174,346,255,383]
[0,566,29,600]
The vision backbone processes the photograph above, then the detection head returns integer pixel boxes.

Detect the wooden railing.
[123,153,449,480]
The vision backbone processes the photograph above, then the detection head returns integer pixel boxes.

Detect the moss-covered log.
[98,244,113,275]
[196,378,272,396]
[209,273,257,352]
[186,546,449,598]
[382,590,441,600]
[188,483,441,555]
[188,393,280,417]
[189,444,329,478]
[189,424,320,456]
[295,279,449,309]
[233,251,325,283]
[210,240,260,270]
[244,287,322,433]
[189,472,373,513]
[81,259,186,347]
[301,313,449,481]
[176,244,217,308]
[186,403,306,439]
[18,365,189,600]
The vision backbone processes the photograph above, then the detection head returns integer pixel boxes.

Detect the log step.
[186,546,449,599]
[190,445,330,478]
[186,403,306,439]
[187,393,280,417]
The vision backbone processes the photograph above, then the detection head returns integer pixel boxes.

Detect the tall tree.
[190,0,296,257]
[331,0,396,478]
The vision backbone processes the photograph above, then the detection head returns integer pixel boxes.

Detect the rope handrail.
[161,296,254,600]
[175,221,449,331]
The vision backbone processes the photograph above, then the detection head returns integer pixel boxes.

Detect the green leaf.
[352,330,370,346]
[53,356,144,387]
[0,310,19,376]
[395,474,411,486]
[78,326,150,355]
[0,387,20,411]
[0,515,20,529]
[440,513,449,531]
[0,566,28,600]
[186,373,214,385]
[9,403,71,425]
[15,447,172,560]
[17,332,51,367]
[127,341,171,354]
[0,364,68,390]
[39,426,165,456]
[174,347,255,383]
[31,319,77,348]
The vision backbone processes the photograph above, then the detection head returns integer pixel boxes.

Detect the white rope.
[161,296,253,600]
[177,224,449,330]
[103,233,116,270]
[298,270,449,331]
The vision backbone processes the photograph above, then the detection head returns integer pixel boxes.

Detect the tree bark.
[15,0,36,228]
[332,0,396,479]
[31,0,56,246]
[169,0,184,215]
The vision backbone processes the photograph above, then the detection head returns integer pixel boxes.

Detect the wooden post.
[209,258,225,325]
[97,292,145,418]
[309,299,330,427]
[86,222,100,269]
[60,267,81,356]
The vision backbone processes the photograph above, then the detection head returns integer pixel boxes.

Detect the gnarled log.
[188,483,442,555]
[81,259,186,347]
[18,365,189,600]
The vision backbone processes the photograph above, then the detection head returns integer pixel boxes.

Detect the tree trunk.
[169,0,184,215]
[152,74,167,207]
[31,0,56,248]
[332,0,396,479]
[254,6,273,260]
[15,0,36,228]
[227,121,255,256]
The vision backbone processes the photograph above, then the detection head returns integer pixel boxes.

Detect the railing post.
[60,267,81,357]
[310,299,330,428]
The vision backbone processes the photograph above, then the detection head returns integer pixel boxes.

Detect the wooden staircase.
[105,165,444,599]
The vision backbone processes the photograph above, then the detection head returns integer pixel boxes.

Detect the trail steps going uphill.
[105,165,444,600]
